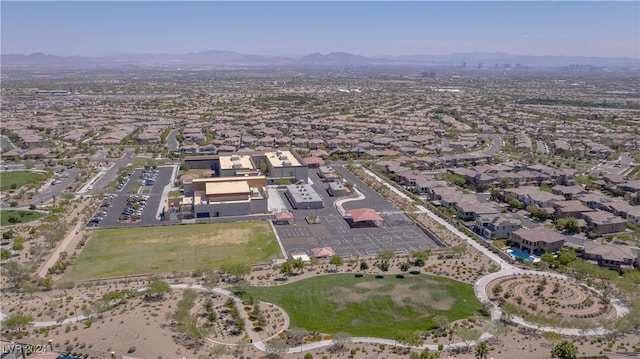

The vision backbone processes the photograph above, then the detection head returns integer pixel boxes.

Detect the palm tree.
[551,340,578,359]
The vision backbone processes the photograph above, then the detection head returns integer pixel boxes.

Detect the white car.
[88,185,94,190]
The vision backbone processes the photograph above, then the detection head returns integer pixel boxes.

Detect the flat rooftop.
[286,184,323,204]
[266,150,301,168]
[205,181,250,196]
[219,154,254,171]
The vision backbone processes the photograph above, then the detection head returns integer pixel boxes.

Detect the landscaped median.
[61,221,281,281]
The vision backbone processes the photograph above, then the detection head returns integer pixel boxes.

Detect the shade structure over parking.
[347,208,384,222]
[311,247,336,258]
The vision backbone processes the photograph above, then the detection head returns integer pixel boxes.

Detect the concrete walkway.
[155,164,178,220]
[333,187,365,216]
[37,220,83,278]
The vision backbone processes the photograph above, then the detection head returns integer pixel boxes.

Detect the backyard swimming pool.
[507,248,540,262]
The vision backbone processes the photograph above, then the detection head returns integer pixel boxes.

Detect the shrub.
[127,346,136,353]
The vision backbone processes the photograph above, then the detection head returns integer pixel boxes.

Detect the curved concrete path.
[333,187,365,216]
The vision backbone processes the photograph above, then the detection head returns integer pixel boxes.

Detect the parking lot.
[273,166,441,258]
[90,166,174,228]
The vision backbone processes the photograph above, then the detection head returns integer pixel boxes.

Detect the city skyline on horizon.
[2,1,639,59]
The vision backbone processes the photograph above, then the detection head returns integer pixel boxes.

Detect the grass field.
[242,273,484,338]
[0,171,48,191]
[62,221,280,281]
[0,210,45,227]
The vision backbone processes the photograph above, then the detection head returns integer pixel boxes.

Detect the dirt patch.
[140,228,252,246]
[329,280,454,314]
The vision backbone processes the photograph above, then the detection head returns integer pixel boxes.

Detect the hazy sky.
[2,1,639,58]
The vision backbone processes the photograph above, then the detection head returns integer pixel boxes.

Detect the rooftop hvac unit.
[276,150,282,156]
[232,160,242,169]
[282,160,292,166]
[231,154,240,160]
[279,155,288,160]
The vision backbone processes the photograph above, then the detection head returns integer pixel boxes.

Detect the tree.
[1,260,31,289]
[395,330,422,348]
[210,344,227,359]
[420,349,441,359]
[292,257,305,273]
[487,322,508,344]
[540,252,556,265]
[146,277,171,299]
[527,204,549,221]
[499,177,511,189]
[378,260,390,272]
[286,327,307,347]
[433,315,449,334]
[475,342,489,359]
[400,262,411,272]
[203,270,220,289]
[329,255,343,271]
[1,248,11,260]
[332,331,352,349]
[280,261,294,276]
[360,261,369,271]
[265,339,289,359]
[556,217,579,234]
[3,313,33,333]
[456,328,481,351]
[451,245,467,258]
[551,340,578,359]
[557,249,577,267]
[221,263,250,282]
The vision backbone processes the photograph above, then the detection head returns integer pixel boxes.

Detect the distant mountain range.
[2,50,639,69]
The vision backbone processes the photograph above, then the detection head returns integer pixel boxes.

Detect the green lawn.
[0,171,48,191]
[0,210,45,227]
[242,273,484,338]
[62,221,280,281]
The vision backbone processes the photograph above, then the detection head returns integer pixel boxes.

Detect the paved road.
[166,129,179,151]
[0,135,16,152]
[89,150,135,194]
[481,134,502,156]
[590,152,634,176]
[536,140,549,154]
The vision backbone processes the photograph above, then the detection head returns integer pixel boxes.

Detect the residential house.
[576,192,615,211]
[583,242,639,270]
[510,226,567,255]
[455,197,500,221]
[474,214,521,239]
[552,185,587,199]
[582,211,628,235]
[552,200,593,219]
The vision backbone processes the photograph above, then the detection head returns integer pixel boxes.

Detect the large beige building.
[178,176,268,219]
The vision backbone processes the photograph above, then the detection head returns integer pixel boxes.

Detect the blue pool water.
[508,248,535,262]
